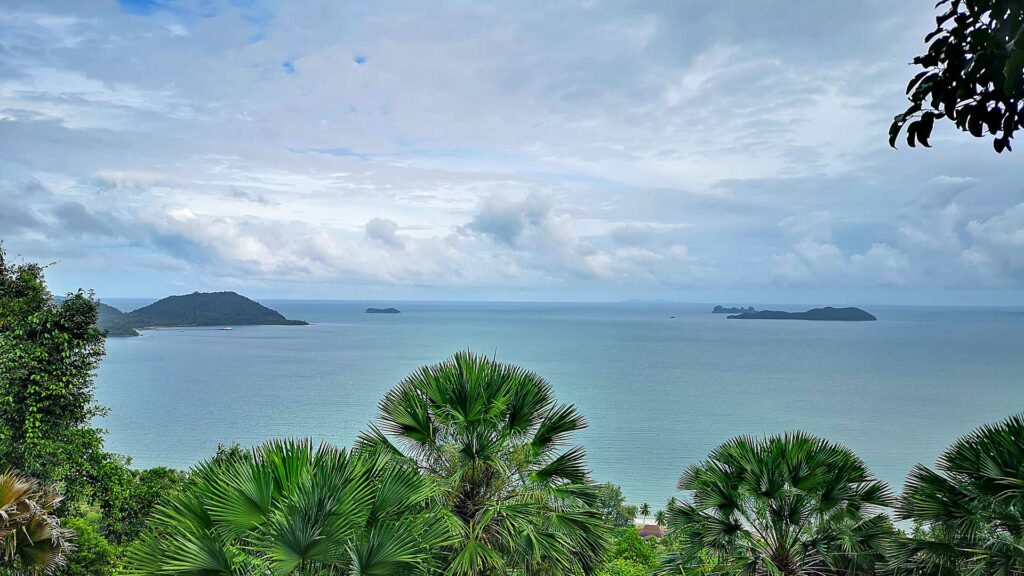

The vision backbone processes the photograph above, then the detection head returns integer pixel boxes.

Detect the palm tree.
[890,413,1024,576]
[0,470,75,575]
[639,503,652,522]
[359,350,609,575]
[125,439,447,576]
[662,432,894,576]
[655,510,667,527]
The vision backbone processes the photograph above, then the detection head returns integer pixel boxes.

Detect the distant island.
[727,307,877,321]
[365,307,401,314]
[127,292,308,327]
[713,305,756,314]
[94,292,307,335]
[97,302,140,337]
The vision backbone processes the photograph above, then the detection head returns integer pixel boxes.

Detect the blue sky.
[1,0,1023,304]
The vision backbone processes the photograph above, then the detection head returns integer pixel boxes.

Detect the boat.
[220,327,233,330]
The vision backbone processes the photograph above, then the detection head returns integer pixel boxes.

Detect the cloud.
[610,224,657,247]
[0,202,44,233]
[464,194,553,246]
[52,201,120,237]
[779,211,833,243]
[1,1,1023,302]
[365,217,404,248]
[227,187,274,205]
[968,204,1024,250]
[966,204,1024,282]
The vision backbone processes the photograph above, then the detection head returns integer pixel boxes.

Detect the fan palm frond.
[124,439,443,576]
[360,350,610,575]
[0,470,74,576]
[892,413,1024,576]
[663,433,894,576]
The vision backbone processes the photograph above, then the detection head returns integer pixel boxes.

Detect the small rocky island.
[365,307,401,314]
[713,305,756,314]
[727,307,876,321]
[95,291,307,335]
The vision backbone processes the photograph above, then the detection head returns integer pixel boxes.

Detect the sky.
[1,0,1023,305]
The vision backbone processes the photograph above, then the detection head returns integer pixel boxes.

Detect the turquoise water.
[95,301,1024,508]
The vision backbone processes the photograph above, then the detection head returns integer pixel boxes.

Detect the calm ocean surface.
[96,301,1024,508]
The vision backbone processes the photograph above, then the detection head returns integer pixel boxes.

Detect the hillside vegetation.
[97,302,140,336]
[125,291,307,327]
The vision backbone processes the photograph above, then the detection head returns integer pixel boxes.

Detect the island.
[124,291,308,328]
[712,305,756,314]
[97,302,140,337]
[727,307,876,321]
[365,307,401,314]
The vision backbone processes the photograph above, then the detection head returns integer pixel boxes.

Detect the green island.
[712,305,756,314]
[364,307,401,314]
[3,248,1021,576]
[96,303,140,337]
[727,306,877,321]
[94,291,307,336]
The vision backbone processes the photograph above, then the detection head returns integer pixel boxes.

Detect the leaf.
[1004,48,1024,98]
[968,112,985,137]
[918,114,936,146]
[888,120,902,148]
[907,70,932,94]
[907,121,920,147]
[924,28,946,43]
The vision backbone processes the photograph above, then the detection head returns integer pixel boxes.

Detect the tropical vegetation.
[125,439,448,576]
[661,432,895,576]
[599,527,659,576]
[596,483,639,529]
[0,250,108,505]
[0,247,185,576]
[0,470,75,575]
[891,0,1024,152]
[358,350,610,575]
[890,413,1024,576]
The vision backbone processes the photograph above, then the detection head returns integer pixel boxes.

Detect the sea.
[95,300,1024,509]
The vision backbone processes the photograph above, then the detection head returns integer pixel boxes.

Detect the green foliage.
[124,438,447,576]
[0,470,75,575]
[0,247,190,576]
[360,350,610,575]
[892,0,1024,152]
[639,503,652,519]
[598,527,659,576]
[94,464,184,543]
[124,291,307,327]
[890,413,1024,576]
[0,246,108,507]
[596,483,638,528]
[663,432,895,576]
[211,442,252,466]
[95,304,138,338]
[598,558,652,576]
[57,518,117,576]
[608,527,658,568]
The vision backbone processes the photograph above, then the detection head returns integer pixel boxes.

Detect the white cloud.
[365,217,405,248]
[1,1,1023,302]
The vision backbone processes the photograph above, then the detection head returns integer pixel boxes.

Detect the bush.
[58,518,117,576]
[96,464,185,543]
[598,558,651,576]
[607,526,658,567]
